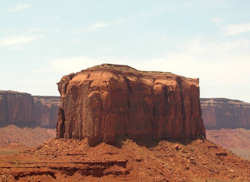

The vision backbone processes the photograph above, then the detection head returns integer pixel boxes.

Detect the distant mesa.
[0,90,59,128]
[201,98,250,129]
[56,64,206,146]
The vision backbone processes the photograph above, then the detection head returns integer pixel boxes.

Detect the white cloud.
[224,23,250,36]
[87,22,109,31]
[0,35,42,47]
[75,19,125,33]
[8,3,32,13]
[27,28,44,34]
[50,57,108,74]
[211,17,223,25]
[138,38,250,101]
[75,22,113,33]
[50,38,250,82]
[74,22,110,33]
[49,56,142,76]
[144,38,250,80]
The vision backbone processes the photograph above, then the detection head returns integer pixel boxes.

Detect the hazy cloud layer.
[211,18,223,25]
[1,0,250,101]
[8,3,32,13]
[224,23,250,36]
[0,35,42,47]
[49,36,250,101]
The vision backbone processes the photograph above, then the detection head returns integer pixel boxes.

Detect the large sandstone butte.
[57,64,205,145]
[201,98,250,129]
[0,90,59,128]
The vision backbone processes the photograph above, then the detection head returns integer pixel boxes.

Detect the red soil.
[0,138,249,182]
[207,128,250,160]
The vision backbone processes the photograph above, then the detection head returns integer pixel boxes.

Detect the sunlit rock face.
[201,98,250,129]
[56,64,205,145]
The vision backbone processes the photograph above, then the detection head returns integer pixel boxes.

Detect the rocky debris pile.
[57,64,205,145]
[0,139,249,182]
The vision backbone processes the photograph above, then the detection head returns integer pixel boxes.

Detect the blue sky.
[1,0,250,102]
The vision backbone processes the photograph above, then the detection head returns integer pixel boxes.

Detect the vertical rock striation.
[57,64,205,145]
[32,96,60,128]
[0,91,33,126]
[0,91,59,128]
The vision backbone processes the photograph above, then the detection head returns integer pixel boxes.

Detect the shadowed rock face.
[0,91,59,128]
[201,98,250,129]
[57,64,205,145]
[0,91,33,125]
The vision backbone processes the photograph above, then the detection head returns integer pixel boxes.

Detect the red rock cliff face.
[0,91,59,128]
[57,64,205,145]
[0,91,33,126]
[201,98,250,129]
[32,96,60,128]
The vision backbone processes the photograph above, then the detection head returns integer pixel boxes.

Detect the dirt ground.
[0,138,249,182]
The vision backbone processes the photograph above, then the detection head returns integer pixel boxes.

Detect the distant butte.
[0,90,59,128]
[201,98,250,129]
[56,64,206,145]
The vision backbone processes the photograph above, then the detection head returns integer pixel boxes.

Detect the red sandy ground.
[0,125,55,147]
[1,125,249,161]
[207,128,250,160]
[0,138,249,182]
